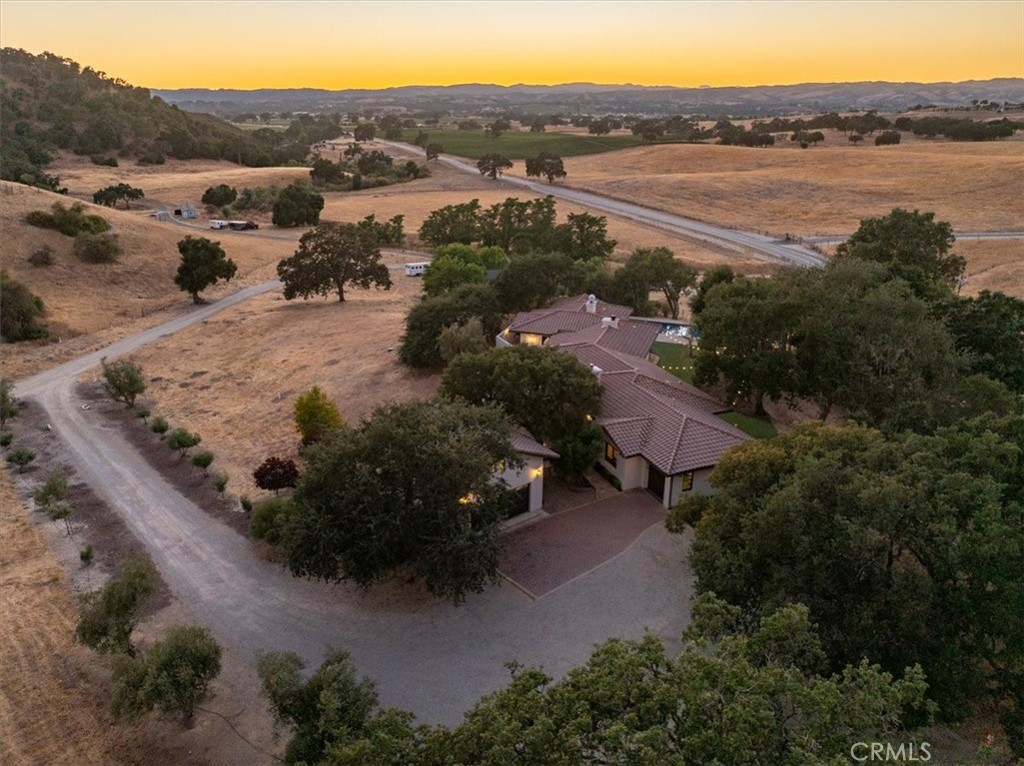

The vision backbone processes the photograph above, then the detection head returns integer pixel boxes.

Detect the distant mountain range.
[154,79,1024,116]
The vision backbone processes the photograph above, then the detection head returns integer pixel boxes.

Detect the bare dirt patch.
[110,270,440,500]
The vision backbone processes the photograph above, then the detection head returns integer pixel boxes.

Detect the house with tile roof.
[495,294,749,508]
[558,343,749,507]
[498,294,661,357]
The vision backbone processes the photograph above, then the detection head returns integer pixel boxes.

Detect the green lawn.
[652,342,777,439]
[229,120,289,131]
[400,129,646,159]
[651,341,696,383]
[717,412,778,440]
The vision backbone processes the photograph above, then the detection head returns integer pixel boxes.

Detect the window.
[678,471,694,492]
[604,442,618,466]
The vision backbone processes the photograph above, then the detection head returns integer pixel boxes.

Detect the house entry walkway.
[498,490,665,598]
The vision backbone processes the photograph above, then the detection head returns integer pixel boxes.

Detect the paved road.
[805,230,1024,245]
[378,140,828,268]
[13,287,694,725]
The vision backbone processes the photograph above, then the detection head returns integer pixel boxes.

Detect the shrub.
[240,495,253,513]
[74,232,122,263]
[875,130,901,146]
[90,155,118,167]
[80,543,94,567]
[137,151,165,165]
[101,358,145,407]
[0,379,16,429]
[250,497,295,545]
[212,473,228,493]
[111,625,221,722]
[53,203,109,236]
[191,451,215,475]
[0,432,13,447]
[150,416,169,435]
[135,407,151,423]
[166,428,201,458]
[25,209,56,229]
[47,500,74,535]
[439,318,489,362]
[5,446,35,472]
[253,456,300,493]
[75,556,156,655]
[33,468,69,507]
[27,245,54,267]
[293,387,344,446]
[201,184,237,207]
[235,185,279,212]
[1,270,48,342]
[27,202,110,237]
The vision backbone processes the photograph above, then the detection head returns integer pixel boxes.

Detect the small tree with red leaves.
[253,457,299,494]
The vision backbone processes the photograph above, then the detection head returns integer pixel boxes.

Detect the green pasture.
[400,129,646,159]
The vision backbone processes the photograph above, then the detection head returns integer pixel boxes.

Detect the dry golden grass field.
[0,472,200,766]
[955,238,1024,297]
[119,267,440,500]
[54,154,309,209]
[2,147,771,379]
[557,139,1024,235]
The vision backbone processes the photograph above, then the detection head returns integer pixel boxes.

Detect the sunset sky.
[1,0,1021,90]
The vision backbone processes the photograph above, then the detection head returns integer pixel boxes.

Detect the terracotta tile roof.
[507,294,635,336]
[549,294,634,318]
[561,346,749,475]
[548,319,662,359]
[509,310,604,335]
[510,428,560,459]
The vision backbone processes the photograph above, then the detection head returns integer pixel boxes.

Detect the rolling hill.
[0,49,312,191]
[155,79,1024,117]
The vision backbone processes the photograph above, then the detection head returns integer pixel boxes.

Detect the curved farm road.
[13,287,694,725]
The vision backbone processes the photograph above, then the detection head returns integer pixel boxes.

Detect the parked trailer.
[210,219,229,229]
[227,220,259,230]
[404,262,430,276]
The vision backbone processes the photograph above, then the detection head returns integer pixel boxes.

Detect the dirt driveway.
[500,491,666,598]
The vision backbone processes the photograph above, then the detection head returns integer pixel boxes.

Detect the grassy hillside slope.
[0,49,311,190]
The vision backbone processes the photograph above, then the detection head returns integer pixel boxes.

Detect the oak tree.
[174,236,237,304]
[277,222,391,303]
[524,152,566,183]
[477,153,513,179]
[284,399,518,602]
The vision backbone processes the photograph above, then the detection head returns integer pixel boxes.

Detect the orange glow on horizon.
[1,1,1021,91]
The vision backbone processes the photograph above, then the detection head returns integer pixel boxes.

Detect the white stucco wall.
[599,452,646,491]
[667,467,715,507]
[496,454,546,512]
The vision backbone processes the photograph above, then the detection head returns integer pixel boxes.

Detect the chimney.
[585,294,597,314]
[590,364,603,380]
[601,316,619,329]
